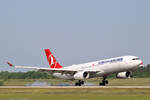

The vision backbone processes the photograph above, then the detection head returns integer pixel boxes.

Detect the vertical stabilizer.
[45,49,63,68]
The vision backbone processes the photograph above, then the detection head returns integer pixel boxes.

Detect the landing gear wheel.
[99,83,105,86]
[75,80,84,86]
[78,83,81,86]
[75,83,79,86]
[105,80,108,84]
[81,81,84,85]
[99,76,108,86]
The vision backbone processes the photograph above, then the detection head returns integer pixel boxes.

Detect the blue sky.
[0,0,150,71]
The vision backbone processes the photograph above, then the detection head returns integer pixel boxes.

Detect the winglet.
[7,61,14,67]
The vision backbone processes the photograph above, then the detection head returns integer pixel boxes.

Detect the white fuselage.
[52,56,143,80]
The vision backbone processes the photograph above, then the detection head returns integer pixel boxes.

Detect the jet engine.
[116,71,132,79]
[74,71,90,80]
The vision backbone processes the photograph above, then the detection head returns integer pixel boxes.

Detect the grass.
[0,88,150,100]
[0,78,150,100]
[1,78,150,86]
[108,78,150,86]
[1,78,150,100]
[2,79,71,86]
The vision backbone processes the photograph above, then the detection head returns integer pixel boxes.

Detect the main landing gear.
[75,80,84,86]
[99,76,109,86]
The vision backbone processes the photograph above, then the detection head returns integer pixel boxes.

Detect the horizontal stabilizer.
[7,61,14,67]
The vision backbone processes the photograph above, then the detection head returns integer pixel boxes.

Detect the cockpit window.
[132,58,140,60]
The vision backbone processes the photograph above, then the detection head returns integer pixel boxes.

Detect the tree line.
[0,71,53,80]
[133,64,150,78]
[0,64,150,79]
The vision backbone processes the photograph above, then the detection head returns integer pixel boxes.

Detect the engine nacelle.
[74,71,90,80]
[116,72,132,79]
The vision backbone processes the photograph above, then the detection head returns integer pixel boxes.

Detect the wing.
[7,61,78,73]
[7,62,104,74]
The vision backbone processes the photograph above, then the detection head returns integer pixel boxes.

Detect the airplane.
[7,49,144,86]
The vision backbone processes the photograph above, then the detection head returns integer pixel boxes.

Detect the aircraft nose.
[139,60,144,67]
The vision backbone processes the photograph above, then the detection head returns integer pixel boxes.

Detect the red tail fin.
[45,49,63,69]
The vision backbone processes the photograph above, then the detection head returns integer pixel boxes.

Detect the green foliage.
[0,81,3,86]
[0,71,53,79]
[133,64,150,78]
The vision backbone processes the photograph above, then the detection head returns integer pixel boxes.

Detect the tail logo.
[48,55,54,66]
